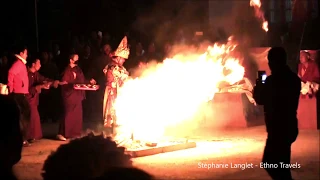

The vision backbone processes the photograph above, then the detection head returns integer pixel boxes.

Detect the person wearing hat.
[102,36,130,135]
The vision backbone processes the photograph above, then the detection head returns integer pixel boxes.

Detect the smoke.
[131,0,208,44]
[131,0,268,47]
[125,41,247,138]
[127,1,267,138]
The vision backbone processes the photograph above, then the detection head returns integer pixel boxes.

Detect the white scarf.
[15,54,27,64]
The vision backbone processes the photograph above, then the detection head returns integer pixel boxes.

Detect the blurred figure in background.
[0,52,9,83]
[0,94,22,180]
[38,51,60,123]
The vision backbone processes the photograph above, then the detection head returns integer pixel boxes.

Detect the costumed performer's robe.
[298,61,320,98]
[26,71,52,139]
[103,62,128,127]
[60,65,86,138]
[298,61,320,83]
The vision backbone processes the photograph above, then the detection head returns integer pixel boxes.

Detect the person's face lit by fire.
[300,52,309,64]
[103,44,111,55]
[70,54,79,65]
[113,56,126,65]
[33,59,41,71]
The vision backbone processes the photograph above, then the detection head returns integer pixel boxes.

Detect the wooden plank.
[126,142,196,158]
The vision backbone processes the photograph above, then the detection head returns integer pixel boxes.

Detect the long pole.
[296,22,307,63]
[35,0,39,52]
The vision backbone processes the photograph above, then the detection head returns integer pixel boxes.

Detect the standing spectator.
[57,53,96,140]
[7,46,31,147]
[26,58,60,142]
[253,47,301,180]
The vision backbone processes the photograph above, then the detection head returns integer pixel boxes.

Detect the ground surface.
[14,122,320,180]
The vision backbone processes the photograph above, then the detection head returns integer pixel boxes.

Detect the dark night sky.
[0,0,156,52]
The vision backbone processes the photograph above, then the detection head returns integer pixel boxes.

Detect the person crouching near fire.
[103,36,129,136]
[26,57,60,143]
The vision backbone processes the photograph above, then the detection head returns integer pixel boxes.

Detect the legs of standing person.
[57,98,67,141]
[12,94,31,146]
[58,100,83,140]
[66,100,83,138]
[26,104,42,142]
[262,138,293,180]
[57,117,66,141]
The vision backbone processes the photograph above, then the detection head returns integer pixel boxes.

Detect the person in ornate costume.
[103,36,129,135]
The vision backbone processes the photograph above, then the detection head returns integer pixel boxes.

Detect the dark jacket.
[253,66,301,141]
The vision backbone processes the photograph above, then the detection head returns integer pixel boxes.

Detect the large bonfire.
[113,0,268,144]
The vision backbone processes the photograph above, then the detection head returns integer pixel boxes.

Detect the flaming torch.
[250,0,269,32]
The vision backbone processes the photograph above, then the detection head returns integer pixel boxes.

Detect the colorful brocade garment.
[102,62,129,127]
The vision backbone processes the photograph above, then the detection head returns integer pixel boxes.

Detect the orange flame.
[250,0,269,32]
[114,39,245,142]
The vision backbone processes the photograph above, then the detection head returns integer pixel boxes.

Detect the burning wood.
[113,134,158,150]
[110,129,196,157]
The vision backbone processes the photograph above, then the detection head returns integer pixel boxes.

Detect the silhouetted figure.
[0,95,22,180]
[94,167,154,180]
[42,133,132,180]
[253,47,301,180]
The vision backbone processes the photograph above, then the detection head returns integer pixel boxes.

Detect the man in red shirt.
[7,46,31,147]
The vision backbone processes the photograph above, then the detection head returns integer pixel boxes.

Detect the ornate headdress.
[113,36,130,59]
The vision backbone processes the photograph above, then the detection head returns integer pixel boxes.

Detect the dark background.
[0,0,319,53]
